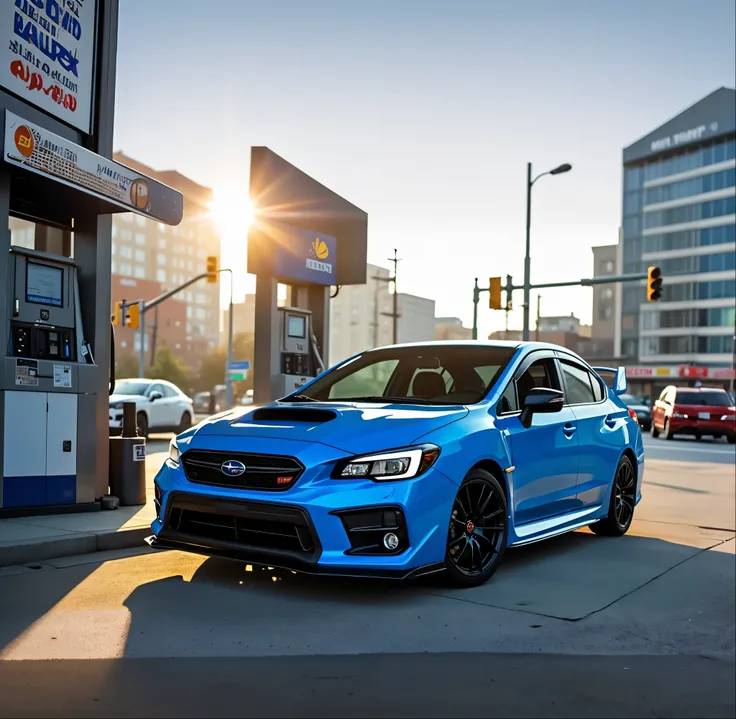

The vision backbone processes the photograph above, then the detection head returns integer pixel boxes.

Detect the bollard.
[109,401,147,506]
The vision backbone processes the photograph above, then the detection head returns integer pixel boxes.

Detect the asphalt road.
[1,437,733,717]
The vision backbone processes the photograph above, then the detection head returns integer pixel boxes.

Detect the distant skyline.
[113,0,736,338]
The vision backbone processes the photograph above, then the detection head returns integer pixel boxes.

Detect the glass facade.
[621,134,736,365]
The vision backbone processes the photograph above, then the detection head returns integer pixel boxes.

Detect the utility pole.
[535,295,541,342]
[374,249,401,344]
[389,248,399,344]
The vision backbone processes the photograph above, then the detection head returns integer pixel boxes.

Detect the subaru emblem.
[221,460,246,477]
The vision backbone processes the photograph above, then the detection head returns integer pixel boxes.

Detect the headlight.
[168,439,180,465]
[332,444,440,481]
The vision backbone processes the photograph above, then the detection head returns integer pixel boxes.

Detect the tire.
[136,412,149,440]
[650,423,660,438]
[589,455,636,537]
[443,469,508,588]
[662,419,674,441]
[178,412,192,434]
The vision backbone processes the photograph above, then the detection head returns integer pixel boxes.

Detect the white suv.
[109,378,194,438]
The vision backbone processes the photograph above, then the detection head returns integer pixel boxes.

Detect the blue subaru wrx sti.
[147,341,644,587]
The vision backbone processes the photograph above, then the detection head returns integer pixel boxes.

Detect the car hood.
[109,394,144,404]
[188,401,470,455]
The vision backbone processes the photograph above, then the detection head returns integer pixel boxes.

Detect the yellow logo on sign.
[311,237,329,260]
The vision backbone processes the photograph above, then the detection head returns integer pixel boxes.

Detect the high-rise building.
[589,244,618,359]
[111,153,221,367]
[619,87,735,367]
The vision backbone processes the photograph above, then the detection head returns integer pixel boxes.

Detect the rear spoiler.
[591,366,627,396]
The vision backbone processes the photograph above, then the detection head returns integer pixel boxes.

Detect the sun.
[210,186,255,239]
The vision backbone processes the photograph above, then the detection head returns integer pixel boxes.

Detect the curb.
[0,526,150,568]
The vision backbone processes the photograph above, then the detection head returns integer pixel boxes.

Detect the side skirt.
[509,506,604,547]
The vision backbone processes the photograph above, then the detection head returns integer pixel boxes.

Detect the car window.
[676,390,732,407]
[408,367,454,395]
[590,373,606,402]
[162,385,177,398]
[328,359,399,399]
[114,380,150,396]
[560,361,597,405]
[498,382,518,414]
[149,383,164,397]
[514,358,561,408]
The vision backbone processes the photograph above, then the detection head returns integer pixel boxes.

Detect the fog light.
[383,532,399,550]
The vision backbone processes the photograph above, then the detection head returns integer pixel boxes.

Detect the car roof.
[676,387,727,393]
[363,340,572,352]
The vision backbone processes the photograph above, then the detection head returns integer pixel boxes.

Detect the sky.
[113,0,736,339]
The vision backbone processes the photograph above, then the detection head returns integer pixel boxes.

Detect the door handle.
[563,423,576,437]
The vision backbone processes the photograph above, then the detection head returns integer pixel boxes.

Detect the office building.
[619,87,735,367]
[396,293,436,345]
[435,317,473,341]
[329,263,394,365]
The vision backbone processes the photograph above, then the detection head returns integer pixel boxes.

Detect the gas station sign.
[3,110,184,225]
[1,0,98,134]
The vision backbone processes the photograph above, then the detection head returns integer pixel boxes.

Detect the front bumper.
[149,442,459,579]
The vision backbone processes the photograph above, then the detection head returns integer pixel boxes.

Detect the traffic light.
[112,301,122,326]
[647,266,663,302]
[126,302,140,329]
[206,255,219,283]
[489,277,502,310]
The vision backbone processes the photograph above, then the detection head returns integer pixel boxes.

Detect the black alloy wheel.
[444,469,508,588]
[590,455,636,537]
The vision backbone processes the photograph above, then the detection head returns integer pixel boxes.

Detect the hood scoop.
[247,407,338,424]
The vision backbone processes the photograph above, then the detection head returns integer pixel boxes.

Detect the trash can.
[109,401,147,506]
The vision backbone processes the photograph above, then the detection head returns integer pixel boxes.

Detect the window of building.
[186,306,193,318]
[195,308,206,320]
[157,253,167,266]
[135,232,145,245]
[156,269,166,283]
[158,223,166,233]
[111,260,117,274]
[134,265,145,278]
[121,213,132,222]
[158,238,166,249]
[119,262,132,276]
[120,229,132,241]
[196,292,207,305]
[135,214,146,227]
[134,249,145,262]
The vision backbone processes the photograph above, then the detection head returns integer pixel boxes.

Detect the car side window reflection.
[500,358,559,414]
[560,361,597,405]
[328,359,399,399]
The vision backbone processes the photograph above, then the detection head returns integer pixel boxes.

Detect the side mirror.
[520,387,564,428]
[149,391,163,402]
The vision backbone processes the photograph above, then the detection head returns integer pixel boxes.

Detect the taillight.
[627,408,638,422]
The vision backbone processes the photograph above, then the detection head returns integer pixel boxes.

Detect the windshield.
[292,345,516,405]
[114,381,151,397]
[676,390,733,407]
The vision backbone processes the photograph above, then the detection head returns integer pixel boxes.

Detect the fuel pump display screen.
[287,315,306,338]
[26,262,63,308]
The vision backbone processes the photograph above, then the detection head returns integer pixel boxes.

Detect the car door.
[161,383,184,427]
[652,387,672,432]
[494,352,580,525]
[145,383,168,430]
[557,357,626,510]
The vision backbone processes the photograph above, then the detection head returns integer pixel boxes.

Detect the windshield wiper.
[285,394,319,402]
[335,396,433,405]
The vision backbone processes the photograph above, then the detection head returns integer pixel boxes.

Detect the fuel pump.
[273,306,317,396]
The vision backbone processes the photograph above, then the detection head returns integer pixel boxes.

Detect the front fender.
[414,406,511,487]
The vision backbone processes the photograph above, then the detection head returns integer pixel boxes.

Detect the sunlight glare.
[211,186,255,239]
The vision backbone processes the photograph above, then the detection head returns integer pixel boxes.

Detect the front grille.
[181,450,304,491]
[165,494,317,555]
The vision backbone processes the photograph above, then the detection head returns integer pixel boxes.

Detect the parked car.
[620,393,652,431]
[147,341,643,587]
[193,391,220,415]
[109,378,195,438]
[651,386,736,443]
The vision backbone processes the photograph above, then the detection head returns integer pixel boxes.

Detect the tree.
[115,353,140,379]
[196,348,227,393]
[146,345,191,391]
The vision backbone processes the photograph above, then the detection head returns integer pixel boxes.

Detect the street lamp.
[522,161,572,341]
